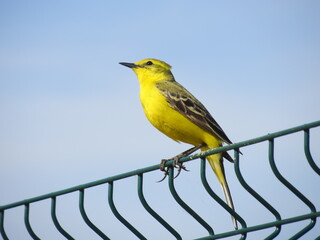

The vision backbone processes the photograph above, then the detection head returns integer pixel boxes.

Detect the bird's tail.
[204,150,238,230]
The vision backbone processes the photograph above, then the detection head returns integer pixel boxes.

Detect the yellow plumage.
[120,58,237,229]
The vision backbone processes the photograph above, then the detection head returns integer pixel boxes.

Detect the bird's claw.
[157,158,189,182]
[158,159,170,182]
[173,158,189,179]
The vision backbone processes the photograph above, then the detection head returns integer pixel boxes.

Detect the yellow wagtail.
[120,58,238,229]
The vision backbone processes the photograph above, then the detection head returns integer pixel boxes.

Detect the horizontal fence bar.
[1,120,319,211]
[195,211,320,240]
[180,120,320,163]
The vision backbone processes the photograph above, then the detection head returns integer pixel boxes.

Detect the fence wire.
[1,120,319,239]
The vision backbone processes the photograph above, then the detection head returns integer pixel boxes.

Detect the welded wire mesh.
[1,120,319,240]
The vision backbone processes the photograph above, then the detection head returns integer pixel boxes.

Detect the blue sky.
[1,1,320,239]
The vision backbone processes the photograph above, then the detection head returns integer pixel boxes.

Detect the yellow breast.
[139,83,220,148]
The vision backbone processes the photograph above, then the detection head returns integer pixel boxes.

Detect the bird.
[119,58,238,229]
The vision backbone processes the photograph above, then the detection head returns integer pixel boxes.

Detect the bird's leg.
[160,145,202,171]
[158,144,204,182]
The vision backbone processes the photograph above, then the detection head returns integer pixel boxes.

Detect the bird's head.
[119,58,174,84]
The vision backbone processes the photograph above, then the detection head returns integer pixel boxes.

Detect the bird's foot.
[158,157,189,182]
[157,145,204,182]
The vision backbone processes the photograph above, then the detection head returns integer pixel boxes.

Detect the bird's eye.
[146,61,153,65]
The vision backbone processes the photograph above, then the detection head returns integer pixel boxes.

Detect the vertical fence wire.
[268,139,317,239]
[233,148,281,239]
[0,210,9,240]
[107,181,147,240]
[137,173,182,239]
[199,157,246,237]
[79,189,110,239]
[24,203,40,240]
[304,129,320,175]
[168,167,215,235]
[51,196,74,240]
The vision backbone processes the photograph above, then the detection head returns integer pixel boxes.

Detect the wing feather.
[156,81,233,145]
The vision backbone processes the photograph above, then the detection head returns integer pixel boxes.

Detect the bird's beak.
[119,62,140,68]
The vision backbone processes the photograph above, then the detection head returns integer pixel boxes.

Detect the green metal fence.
[1,120,320,239]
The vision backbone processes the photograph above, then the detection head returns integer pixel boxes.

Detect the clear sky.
[1,1,319,239]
